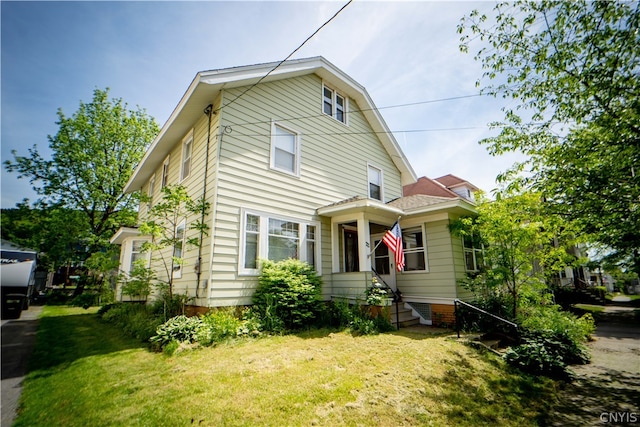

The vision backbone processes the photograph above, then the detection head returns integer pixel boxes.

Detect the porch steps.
[390,303,421,327]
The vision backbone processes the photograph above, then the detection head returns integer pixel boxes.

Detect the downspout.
[196,104,214,298]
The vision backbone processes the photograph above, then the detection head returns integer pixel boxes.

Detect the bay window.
[240,209,320,274]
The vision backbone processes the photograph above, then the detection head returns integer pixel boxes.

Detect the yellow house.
[111,57,478,326]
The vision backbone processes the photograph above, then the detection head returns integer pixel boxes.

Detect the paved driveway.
[1,305,43,427]
[547,305,640,426]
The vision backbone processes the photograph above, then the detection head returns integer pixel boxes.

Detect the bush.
[253,259,322,331]
[504,329,590,379]
[70,292,100,309]
[518,305,595,346]
[198,309,243,345]
[150,315,204,348]
[504,305,594,379]
[101,303,163,342]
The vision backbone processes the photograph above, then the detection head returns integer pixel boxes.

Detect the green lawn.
[15,306,557,426]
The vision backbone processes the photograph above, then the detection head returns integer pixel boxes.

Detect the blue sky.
[1,0,523,209]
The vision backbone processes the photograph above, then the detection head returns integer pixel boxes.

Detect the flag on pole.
[382,221,405,271]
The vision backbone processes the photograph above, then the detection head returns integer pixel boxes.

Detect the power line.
[217,0,354,114]
[224,93,485,129]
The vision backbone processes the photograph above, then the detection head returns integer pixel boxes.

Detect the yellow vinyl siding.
[396,219,459,299]
[206,74,402,305]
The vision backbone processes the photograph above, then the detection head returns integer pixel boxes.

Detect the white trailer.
[1,240,37,319]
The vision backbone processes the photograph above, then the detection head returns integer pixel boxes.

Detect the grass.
[15,306,558,426]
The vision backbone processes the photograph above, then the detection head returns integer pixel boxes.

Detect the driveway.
[547,305,640,426]
[1,305,43,427]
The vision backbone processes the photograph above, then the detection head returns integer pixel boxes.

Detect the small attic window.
[323,85,347,124]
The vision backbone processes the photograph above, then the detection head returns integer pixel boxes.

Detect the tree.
[450,192,581,319]
[1,202,90,272]
[138,185,210,298]
[458,1,640,274]
[5,88,159,251]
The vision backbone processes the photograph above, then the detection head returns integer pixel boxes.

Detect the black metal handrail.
[454,299,519,339]
[370,268,402,329]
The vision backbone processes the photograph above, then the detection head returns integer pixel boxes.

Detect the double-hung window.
[271,123,300,176]
[323,85,347,124]
[240,210,320,275]
[161,156,170,188]
[147,175,155,211]
[463,235,484,272]
[180,131,193,181]
[129,240,150,272]
[173,221,186,278]
[403,227,427,271]
[368,165,383,201]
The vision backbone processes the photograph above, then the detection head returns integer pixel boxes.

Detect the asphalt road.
[1,305,43,427]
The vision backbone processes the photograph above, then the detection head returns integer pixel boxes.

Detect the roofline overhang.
[401,199,477,217]
[317,198,404,218]
[124,56,416,193]
[110,227,143,245]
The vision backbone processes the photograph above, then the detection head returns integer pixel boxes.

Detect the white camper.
[1,240,37,319]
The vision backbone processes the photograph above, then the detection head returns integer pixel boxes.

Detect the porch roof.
[109,227,142,245]
[387,195,476,216]
[317,196,403,218]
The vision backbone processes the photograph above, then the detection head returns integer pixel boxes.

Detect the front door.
[372,234,396,290]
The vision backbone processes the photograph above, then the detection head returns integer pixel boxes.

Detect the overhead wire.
[216,0,354,114]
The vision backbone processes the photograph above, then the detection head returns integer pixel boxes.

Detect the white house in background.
[111,57,480,326]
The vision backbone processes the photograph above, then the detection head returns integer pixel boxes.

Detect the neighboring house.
[111,57,479,325]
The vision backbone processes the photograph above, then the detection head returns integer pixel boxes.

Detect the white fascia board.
[317,198,404,218]
[110,227,143,245]
[403,199,477,216]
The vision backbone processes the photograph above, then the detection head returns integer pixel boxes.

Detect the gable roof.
[124,56,416,192]
[434,174,479,191]
[403,176,459,198]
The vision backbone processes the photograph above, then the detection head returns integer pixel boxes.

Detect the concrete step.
[389,304,421,327]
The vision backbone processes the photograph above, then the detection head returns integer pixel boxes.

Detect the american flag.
[382,221,405,272]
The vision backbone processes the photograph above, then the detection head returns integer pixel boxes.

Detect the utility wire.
[217,0,354,114]
[224,93,485,129]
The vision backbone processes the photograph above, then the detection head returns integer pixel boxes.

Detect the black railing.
[371,268,402,329]
[454,299,519,339]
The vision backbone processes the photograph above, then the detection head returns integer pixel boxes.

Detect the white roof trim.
[124,56,416,192]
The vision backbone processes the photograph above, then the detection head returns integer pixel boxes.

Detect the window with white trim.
[271,123,300,176]
[403,227,427,271]
[161,156,170,188]
[129,240,150,271]
[368,165,383,201]
[180,131,193,181]
[463,235,484,272]
[323,85,347,124]
[173,221,186,278]
[240,210,320,275]
[147,174,155,210]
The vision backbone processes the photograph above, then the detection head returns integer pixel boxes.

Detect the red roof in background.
[403,177,459,198]
[434,174,466,187]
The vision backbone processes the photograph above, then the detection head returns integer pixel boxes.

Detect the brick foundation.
[431,304,456,327]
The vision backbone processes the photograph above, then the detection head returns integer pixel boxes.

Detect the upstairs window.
[271,123,300,176]
[161,156,170,188]
[147,175,156,210]
[323,85,347,124]
[368,165,383,201]
[180,131,193,181]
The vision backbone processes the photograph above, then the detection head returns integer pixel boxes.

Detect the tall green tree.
[458,1,640,274]
[450,192,581,319]
[5,88,159,251]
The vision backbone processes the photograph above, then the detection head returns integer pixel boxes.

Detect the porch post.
[357,216,371,272]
